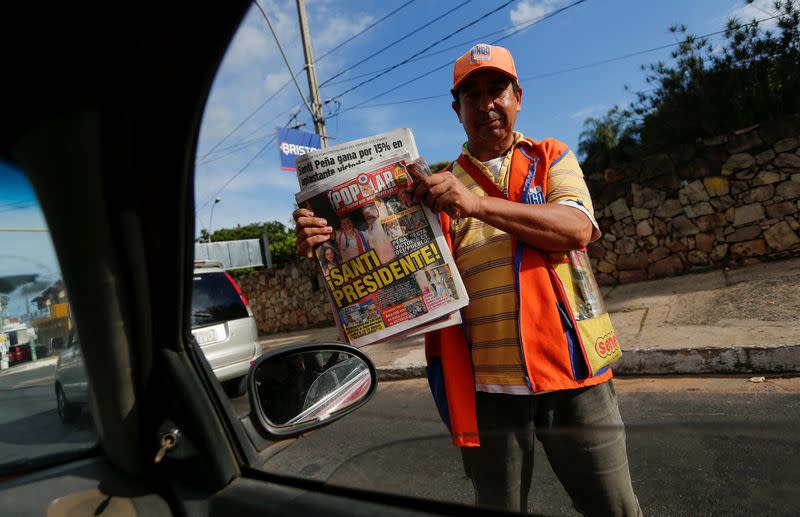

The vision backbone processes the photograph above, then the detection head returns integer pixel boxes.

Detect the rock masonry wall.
[586,116,800,285]
[237,259,333,334]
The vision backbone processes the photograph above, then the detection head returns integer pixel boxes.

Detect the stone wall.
[586,116,800,285]
[237,259,332,334]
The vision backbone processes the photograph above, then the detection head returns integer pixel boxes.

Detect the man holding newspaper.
[294,44,640,515]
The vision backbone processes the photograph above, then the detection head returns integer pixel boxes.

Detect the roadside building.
[30,280,71,354]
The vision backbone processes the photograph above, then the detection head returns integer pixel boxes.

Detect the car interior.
[1,2,508,516]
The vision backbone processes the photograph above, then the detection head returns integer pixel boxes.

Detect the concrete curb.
[375,345,800,381]
[613,345,800,376]
[377,366,426,382]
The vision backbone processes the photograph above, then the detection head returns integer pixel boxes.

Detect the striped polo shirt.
[451,133,600,395]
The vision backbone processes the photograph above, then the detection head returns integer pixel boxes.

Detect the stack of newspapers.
[295,128,469,347]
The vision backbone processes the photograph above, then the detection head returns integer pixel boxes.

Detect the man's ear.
[516,85,523,113]
[451,100,461,122]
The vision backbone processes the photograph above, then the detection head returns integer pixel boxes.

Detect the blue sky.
[194,0,775,235]
[0,161,60,316]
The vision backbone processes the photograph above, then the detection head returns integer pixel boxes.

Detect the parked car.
[190,261,262,396]
[54,261,263,422]
[53,331,88,422]
[7,343,31,365]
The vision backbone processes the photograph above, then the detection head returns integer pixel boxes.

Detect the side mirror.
[248,343,377,438]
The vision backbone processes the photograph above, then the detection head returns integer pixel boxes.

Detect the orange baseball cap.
[452,43,518,92]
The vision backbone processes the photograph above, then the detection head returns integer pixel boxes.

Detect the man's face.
[452,69,522,152]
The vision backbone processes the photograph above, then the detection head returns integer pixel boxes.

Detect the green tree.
[577,105,640,173]
[634,1,800,149]
[578,0,800,168]
[198,221,297,266]
[429,160,451,173]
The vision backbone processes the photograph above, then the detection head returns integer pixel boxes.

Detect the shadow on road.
[0,406,95,446]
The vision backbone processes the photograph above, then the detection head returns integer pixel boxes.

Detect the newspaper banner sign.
[277,127,321,171]
[295,128,418,190]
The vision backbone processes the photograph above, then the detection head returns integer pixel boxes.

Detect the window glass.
[193,2,800,515]
[0,160,96,473]
[191,271,249,327]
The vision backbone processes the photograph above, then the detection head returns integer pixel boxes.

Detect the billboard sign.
[277,127,321,171]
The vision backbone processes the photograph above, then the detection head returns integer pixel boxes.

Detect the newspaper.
[295,138,468,347]
[295,128,419,191]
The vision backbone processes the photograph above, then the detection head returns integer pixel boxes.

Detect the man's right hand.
[293,208,333,260]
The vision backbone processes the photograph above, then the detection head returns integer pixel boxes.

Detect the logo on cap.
[470,44,491,63]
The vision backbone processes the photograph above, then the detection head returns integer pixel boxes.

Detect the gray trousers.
[460,380,642,516]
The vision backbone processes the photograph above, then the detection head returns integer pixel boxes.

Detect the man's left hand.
[407,170,481,218]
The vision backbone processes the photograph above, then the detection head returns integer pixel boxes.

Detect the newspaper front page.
[295,141,468,347]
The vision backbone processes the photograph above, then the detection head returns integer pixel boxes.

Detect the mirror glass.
[253,349,372,427]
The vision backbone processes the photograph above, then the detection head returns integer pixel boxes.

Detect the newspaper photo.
[295,149,468,348]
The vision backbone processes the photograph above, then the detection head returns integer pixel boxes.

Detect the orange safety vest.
[424,138,617,447]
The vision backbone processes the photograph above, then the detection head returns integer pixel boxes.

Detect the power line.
[318,0,474,88]
[197,103,301,166]
[335,61,452,116]
[196,134,278,213]
[332,0,585,116]
[326,0,588,87]
[518,12,784,82]
[197,134,275,167]
[316,0,418,62]
[334,9,783,116]
[340,93,449,111]
[197,0,323,167]
[196,108,302,213]
[196,78,291,162]
[197,1,420,163]
[253,1,315,118]
[491,0,586,45]
[327,0,522,103]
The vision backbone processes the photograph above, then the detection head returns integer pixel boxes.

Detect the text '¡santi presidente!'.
[325,243,442,308]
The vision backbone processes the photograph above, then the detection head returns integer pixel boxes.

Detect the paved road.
[253,376,800,516]
[5,360,797,515]
[0,364,96,469]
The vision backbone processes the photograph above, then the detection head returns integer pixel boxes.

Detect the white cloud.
[509,0,567,26]
[571,104,608,120]
[224,24,273,70]
[315,14,374,51]
[198,104,236,144]
[728,0,780,28]
[221,1,301,71]
[264,70,291,94]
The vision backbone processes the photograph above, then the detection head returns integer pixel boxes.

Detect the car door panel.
[0,457,172,516]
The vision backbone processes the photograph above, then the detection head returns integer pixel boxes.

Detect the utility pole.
[296,0,328,148]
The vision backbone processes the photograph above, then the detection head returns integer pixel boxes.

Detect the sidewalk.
[0,356,58,378]
[260,257,800,379]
